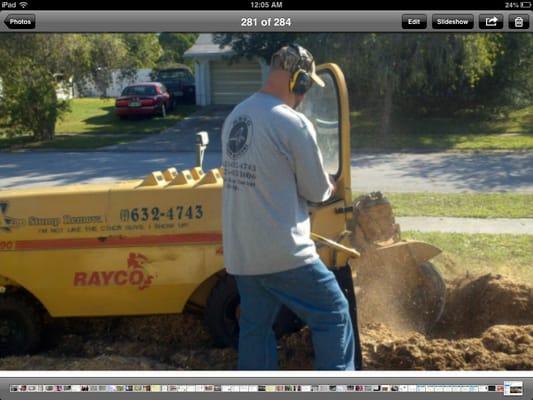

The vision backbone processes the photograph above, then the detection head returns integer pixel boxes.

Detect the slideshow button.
[432,14,474,29]
[4,14,35,29]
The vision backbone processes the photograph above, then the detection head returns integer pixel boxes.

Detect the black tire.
[0,295,42,356]
[204,275,303,349]
[118,115,128,120]
[205,274,240,348]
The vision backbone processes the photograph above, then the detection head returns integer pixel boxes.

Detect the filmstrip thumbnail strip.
[9,382,524,395]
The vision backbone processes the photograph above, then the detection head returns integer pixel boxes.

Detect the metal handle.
[310,232,360,258]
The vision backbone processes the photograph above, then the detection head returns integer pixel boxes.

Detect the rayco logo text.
[73,252,155,290]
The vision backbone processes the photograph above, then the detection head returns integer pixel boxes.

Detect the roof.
[183,34,235,59]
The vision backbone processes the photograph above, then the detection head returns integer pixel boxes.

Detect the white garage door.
[210,60,262,105]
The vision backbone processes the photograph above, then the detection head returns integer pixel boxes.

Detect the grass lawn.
[372,192,533,219]
[403,231,533,284]
[0,98,198,150]
[351,105,533,150]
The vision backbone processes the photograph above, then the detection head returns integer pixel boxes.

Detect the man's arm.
[287,117,334,203]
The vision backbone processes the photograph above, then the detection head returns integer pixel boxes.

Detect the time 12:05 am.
[250,1,283,8]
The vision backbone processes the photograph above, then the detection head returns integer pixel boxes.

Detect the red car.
[115,82,171,119]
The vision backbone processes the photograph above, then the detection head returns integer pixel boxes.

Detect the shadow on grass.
[350,105,533,150]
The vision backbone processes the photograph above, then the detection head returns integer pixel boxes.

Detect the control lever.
[310,232,360,258]
[196,131,209,170]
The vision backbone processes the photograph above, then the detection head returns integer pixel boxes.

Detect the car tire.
[0,295,42,357]
[204,274,304,349]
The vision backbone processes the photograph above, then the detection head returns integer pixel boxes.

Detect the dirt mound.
[362,324,533,370]
[434,274,533,338]
[0,273,531,370]
[278,323,533,370]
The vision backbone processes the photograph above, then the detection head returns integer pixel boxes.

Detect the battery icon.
[520,1,532,8]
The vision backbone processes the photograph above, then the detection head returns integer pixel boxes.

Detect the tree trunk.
[41,124,55,141]
[380,79,393,138]
[34,90,57,142]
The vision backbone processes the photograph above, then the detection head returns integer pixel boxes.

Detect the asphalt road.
[0,151,531,193]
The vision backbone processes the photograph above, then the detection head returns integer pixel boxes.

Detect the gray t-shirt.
[222,92,333,276]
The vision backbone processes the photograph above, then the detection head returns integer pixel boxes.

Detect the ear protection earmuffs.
[288,44,314,96]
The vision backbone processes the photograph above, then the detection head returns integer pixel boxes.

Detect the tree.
[301,34,502,136]
[473,33,533,114]
[161,33,520,138]
[157,33,198,66]
[213,33,300,62]
[0,33,162,141]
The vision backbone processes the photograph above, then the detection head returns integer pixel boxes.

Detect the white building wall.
[194,60,211,106]
[75,68,153,98]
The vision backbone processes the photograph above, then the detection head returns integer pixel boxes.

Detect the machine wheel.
[0,295,42,356]
[205,274,240,348]
[409,262,446,333]
[204,275,303,348]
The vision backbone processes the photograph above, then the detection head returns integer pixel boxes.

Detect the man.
[221,44,358,370]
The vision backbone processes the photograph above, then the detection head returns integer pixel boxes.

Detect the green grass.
[372,192,533,219]
[403,231,533,284]
[55,98,197,135]
[351,105,533,150]
[0,98,198,150]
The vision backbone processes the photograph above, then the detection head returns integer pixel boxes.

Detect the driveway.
[103,105,232,153]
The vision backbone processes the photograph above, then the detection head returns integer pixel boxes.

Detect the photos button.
[4,14,35,29]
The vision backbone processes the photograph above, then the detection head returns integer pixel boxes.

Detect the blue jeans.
[234,259,358,370]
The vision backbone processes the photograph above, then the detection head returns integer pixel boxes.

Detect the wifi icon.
[19,1,28,8]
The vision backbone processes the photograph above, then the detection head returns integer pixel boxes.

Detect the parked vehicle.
[115,82,170,119]
[152,66,195,107]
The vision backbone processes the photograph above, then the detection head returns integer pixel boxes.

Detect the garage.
[210,60,263,105]
[184,34,268,106]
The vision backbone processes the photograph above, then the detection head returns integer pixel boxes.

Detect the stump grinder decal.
[73,252,155,290]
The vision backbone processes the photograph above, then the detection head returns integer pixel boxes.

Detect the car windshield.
[121,85,157,96]
[296,70,340,176]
